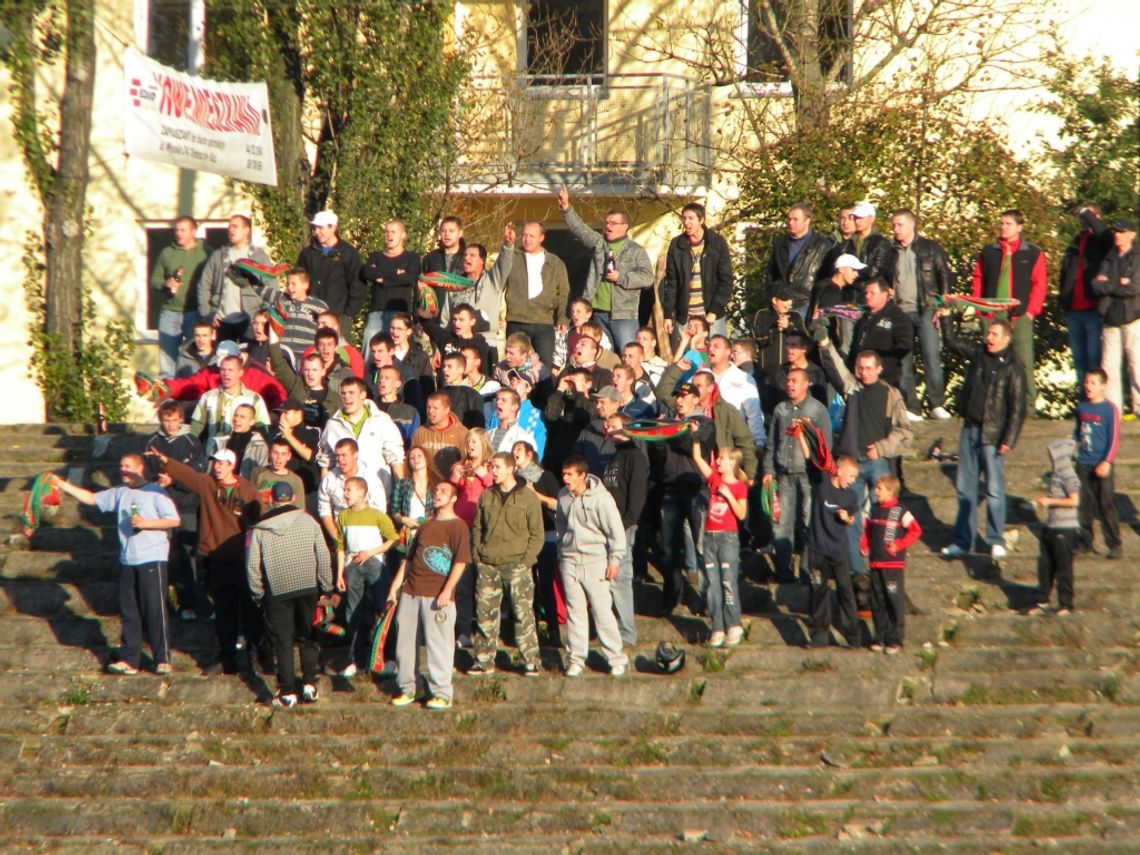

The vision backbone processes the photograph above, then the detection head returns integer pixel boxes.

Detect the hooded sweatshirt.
[411,412,469,476]
[144,424,204,514]
[555,474,628,568]
[1044,438,1080,530]
[246,505,332,600]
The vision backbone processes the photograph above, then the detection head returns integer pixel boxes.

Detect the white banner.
[124,48,277,186]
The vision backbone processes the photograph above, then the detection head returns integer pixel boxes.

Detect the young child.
[335,476,398,677]
[804,455,860,648]
[691,444,750,647]
[1031,439,1081,616]
[860,475,922,654]
[1075,369,1121,558]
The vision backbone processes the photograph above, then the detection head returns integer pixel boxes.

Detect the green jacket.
[504,248,569,326]
[472,480,544,568]
[150,241,210,313]
[655,362,759,479]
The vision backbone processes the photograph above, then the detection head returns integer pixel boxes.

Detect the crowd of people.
[49,194,1137,708]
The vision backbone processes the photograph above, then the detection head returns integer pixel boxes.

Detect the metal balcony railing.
[458,72,714,189]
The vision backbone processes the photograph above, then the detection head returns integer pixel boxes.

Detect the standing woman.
[450,428,494,647]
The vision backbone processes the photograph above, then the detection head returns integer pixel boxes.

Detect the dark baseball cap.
[274,398,305,413]
[1112,218,1137,233]
[675,382,700,398]
[271,481,295,502]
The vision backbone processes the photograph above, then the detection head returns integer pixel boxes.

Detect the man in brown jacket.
[148,446,262,675]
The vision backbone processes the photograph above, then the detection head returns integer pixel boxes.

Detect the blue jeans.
[702,530,741,633]
[772,472,811,581]
[609,318,640,352]
[953,423,1006,550]
[612,525,637,645]
[1065,310,1102,390]
[900,308,945,410]
[660,491,707,609]
[158,309,198,379]
[847,456,890,574]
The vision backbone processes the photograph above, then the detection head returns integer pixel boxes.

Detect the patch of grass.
[897,677,921,704]
[1038,776,1068,804]
[169,805,194,835]
[469,674,508,703]
[61,682,91,706]
[700,650,727,672]
[761,718,796,738]
[798,657,835,674]
[918,647,939,671]
[958,684,991,705]
[541,735,572,752]
[1011,813,1094,838]
[1099,672,1123,702]
[687,679,706,703]
[620,736,668,766]
[453,712,479,734]
[344,773,376,801]
[590,810,612,830]
[955,585,982,610]
[940,621,960,643]
[778,810,830,839]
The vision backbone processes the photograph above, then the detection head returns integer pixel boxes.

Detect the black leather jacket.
[943,321,1026,448]
[840,231,894,284]
[1059,217,1113,311]
[893,235,954,312]
[765,230,834,307]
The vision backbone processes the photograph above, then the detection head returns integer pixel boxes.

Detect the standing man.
[847,278,914,396]
[198,214,274,342]
[764,368,831,583]
[556,185,654,349]
[971,209,1047,412]
[662,202,733,340]
[470,453,545,676]
[52,455,180,675]
[1090,219,1140,415]
[706,334,765,451]
[420,215,468,343]
[843,201,894,284]
[890,209,954,419]
[246,481,332,707]
[276,269,329,359]
[1059,205,1112,390]
[321,377,406,499]
[361,219,421,344]
[411,392,469,477]
[504,220,569,369]
[188,355,271,444]
[764,202,834,318]
[386,481,471,710]
[556,456,629,677]
[443,228,515,341]
[296,210,366,337]
[149,446,263,675]
[151,215,209,378]
[938,315,1027,560]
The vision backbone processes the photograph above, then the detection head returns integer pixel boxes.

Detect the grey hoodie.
[246,506,332,600]
[555,474,627,568]
[1044,438,1080,530]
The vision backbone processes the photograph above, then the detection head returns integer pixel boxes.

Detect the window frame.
[518,0,608,94]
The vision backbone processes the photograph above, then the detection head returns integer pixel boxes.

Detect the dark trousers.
[204,556,263,664]
[869,568,905,647]
[807,549,857,647]
[455,557,477,638]
[660,491,706,611]
[1039,527,1077,611]
[507,321,556,371]
[1077,463,1120,550]
[118,561,170,667]
[264,590,319,695]
[168,527,204,614]
[343,557,392,669]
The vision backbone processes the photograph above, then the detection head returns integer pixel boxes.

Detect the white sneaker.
[991,544,1007,559]
[610,664,627,677]
[930,406,952,420]
[709,631,726,648]
[940,544,967,558]
[337,663,358,679]
[725,626,744,647]
[301,683,319,703]
[906,410,924,422]
[565,664,584,677]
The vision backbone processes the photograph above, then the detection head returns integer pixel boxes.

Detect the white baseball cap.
[851,201,876,218]
[834,253,868,271]
[209,448,237,465]
[310,210,338,228]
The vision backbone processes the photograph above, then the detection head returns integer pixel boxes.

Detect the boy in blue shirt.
[1074,369,1121,558]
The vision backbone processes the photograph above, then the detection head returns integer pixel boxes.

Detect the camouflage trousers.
[474,563,540,668]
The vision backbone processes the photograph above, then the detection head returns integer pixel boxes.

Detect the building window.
[524,0,606,86]
[743,0,851,86]
[138,220,229,334]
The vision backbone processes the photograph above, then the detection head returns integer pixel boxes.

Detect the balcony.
[455,72,714,194]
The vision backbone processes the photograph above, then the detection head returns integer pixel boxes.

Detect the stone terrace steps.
[0,419,1136,850]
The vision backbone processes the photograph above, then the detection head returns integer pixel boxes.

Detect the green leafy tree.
[1,0,134,421]
[207,0,469,261]
[1037,54,1140,220]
